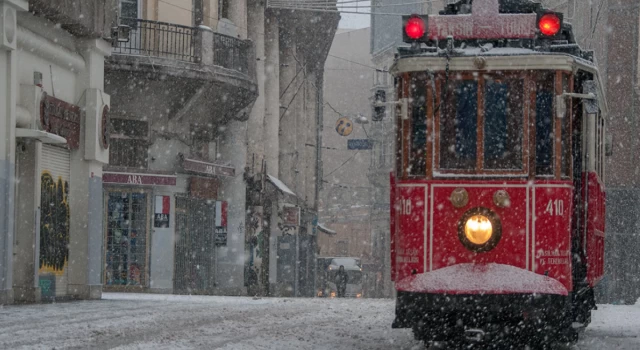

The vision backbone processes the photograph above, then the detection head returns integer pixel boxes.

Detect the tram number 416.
[544,199,564,216]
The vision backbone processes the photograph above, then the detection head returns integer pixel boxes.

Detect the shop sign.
[154,195,170,228]
[101,105,110,149]
[215,201,227,246]
[282,206,300,227]
[39,93,82,149]
[182,158,235,177]
[215,227,227,246]
[190,177,219,199]
[103,172,177,186]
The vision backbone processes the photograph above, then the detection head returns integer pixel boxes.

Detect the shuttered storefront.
[40,144,71,299]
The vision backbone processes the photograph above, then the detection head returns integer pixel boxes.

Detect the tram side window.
[441,80,478,170]
[536,74,555,175]
[410,74,427,176]
[484,78,524,170]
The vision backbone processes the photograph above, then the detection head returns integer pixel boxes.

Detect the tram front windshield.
[406,71,565,177]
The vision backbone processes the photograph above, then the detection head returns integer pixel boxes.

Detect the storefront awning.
[267,174,296,196]
[317,223,337,235]
[15,128,67,144]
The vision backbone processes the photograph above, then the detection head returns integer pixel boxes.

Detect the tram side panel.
[586,172,606,286]
[533,185,573,292]
[394,184,428,282]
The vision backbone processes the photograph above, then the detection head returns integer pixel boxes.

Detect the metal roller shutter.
[41,145,70,183]
[40,144,71,298]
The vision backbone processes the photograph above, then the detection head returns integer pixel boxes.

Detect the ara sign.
[425,0,537,40]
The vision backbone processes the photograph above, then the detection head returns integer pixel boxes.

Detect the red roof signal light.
[537,12,563,37]
[403,15,428,43]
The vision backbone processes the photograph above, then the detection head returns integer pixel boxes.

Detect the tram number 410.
[544,199,564,216]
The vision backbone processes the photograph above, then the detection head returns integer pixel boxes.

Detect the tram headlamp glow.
[464,215,493,245]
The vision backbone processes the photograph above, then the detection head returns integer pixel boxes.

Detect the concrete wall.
[0,0,111,303]
[29,0,118,38]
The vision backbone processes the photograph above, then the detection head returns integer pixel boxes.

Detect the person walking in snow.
[335,265,349,298]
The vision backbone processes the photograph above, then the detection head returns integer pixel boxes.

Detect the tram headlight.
[458,208,502,253]
[464,215,493,245]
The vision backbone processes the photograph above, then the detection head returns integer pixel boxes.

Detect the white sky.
[338,1,372,29]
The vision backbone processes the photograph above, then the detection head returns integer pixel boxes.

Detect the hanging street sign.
[348,139,373,150]
[335,117,353,137]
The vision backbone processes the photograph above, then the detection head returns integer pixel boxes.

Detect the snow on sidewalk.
[0,293,637,349]
[0,293,418,350]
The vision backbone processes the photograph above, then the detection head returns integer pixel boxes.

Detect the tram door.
[570,79,605,288]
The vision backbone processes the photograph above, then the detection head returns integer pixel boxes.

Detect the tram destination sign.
[426,0,537,40]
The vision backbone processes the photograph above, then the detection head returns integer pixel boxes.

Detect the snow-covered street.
[0,293,638,350]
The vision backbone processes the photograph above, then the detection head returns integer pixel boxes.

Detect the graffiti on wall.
[39,172,70,275]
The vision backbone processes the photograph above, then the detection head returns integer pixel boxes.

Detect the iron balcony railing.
[114,18,197,62]
[112,18,256,79]
[212,32,255,78]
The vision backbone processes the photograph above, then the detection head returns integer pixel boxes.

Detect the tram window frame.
[434,72,527,175]
[409,73,428,176]
[439,76,479,171]
[395,75,404,178]
[483,76,525,170]
[534,72,556,177]
[561,73,572,179]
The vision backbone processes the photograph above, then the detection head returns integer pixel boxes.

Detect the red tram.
[389,0,608,346]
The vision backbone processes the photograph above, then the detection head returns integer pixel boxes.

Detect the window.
[120,0,138,19]
[535,73,555,175]
[105,191,148,286]
[484,78,524,170]
[440,80,478,170]
[109,119,149,169]
[219,0,230,19]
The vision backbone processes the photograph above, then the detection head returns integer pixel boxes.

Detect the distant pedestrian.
[335,265,349,297]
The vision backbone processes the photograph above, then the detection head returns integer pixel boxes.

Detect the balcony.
[106,18,257,127]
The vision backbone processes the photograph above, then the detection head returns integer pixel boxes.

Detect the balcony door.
[118,0,142,53]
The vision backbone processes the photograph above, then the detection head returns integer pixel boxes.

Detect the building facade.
[1,0,116,303]
[103,0,339,297]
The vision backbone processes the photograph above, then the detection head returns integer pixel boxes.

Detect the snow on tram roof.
[393,46,599,72]
[397,46,592,60]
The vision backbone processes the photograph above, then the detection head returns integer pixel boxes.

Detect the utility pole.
[313,72,324,297]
